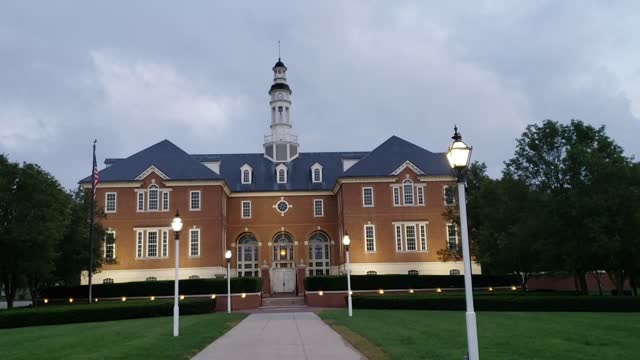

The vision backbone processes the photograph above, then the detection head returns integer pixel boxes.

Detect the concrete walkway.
[192,312,364,360]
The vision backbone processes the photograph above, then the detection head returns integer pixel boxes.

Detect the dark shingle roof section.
[79,140,220,183]
[342,136,451,177]
[191,152,369,192]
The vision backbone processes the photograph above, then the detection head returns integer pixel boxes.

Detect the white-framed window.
[308,232,330,276]
[241,164,253,184]
[103,278,114,284]
[105,192,117,213]
[366,270,378,275]
[162,191,170,211]
[364,224,376,252]
[311,163,323,183]
[161,230,169,257]
[137,192,145,212]
[450,269,461,275]
[417,186,425,205]
[237,234,259,277]
[136,231,144,258]
[189,275,200,280]
[447,224,458,250]
[408,270,419,275]
[405,225,417,251]
[362,187,374,207]
[148,184,159,211]
[146,277,157,282]
[104,230,116,260]
[313,199,324,217]
[147,231,158,257]
[393,222,429,252]
[189,229,200,257]
[190,191,201,211]
[276,164,288,184]
[403,180,414,205]
[395,224,403,251]
[241,200,252,219]
[393,187,400,206]
[444,186,455,206]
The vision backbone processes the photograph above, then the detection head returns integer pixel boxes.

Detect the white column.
[458,181,479,360]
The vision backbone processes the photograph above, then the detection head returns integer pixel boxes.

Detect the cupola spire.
[264,56,299,162]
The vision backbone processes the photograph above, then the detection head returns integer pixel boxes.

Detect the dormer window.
[310,163,323,183]
[276,164,288,184]
[240,164,253,184]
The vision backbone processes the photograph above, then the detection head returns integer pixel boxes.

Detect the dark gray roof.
[342,136,451,177]
[82,136,450,188]
[269,83,291,94]
[79,140,220,183]
[192,152,368,192]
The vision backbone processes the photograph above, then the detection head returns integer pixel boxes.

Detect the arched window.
[243,170,250,184]
[103,278,114,285]
[189,275,200,280]
[148,184,159,210]
[308,232,330,276]
[146,277,157,282]
[403,180,414,205]
[237,234,259,277]
[313,168,321,182]
[408,270,419,276]
[366,270,378,276]
[273,233,294,268]
[278,169,286,183]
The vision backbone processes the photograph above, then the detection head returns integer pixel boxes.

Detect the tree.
[505,119,635,294]
[0,156,70,307]
[53,187,107,286]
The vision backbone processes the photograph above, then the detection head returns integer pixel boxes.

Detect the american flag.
[92,141,99,200]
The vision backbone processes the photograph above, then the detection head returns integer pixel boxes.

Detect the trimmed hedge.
[351,294,640,312]
[0,299,215,329]
[304,275,517,291]
[41,277,262,299]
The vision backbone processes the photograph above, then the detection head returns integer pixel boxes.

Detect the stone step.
[255,305,311,313]
[261,296,305,307]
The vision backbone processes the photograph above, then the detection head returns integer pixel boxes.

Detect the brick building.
[80,58,481,294]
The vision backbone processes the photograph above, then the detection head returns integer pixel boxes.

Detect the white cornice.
[135,166,170,181]
[417,175,455,182]
[391,161,424,175]
[229,191,333,198]
[332,177,395,193]
[83,182,143,189]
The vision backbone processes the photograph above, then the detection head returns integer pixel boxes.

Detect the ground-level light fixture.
[511,286,517,291]
[318,290,324,296]
[121,297,127,302]
[409,289,414,294]
[211,294,216,299]
[43,298,49,304]
[180,295,185,300]
[488,287,494,292]
[436,288,442,293]
[150,296,155,301]
[378,289,384,295]
[241,293,247,299]
[69,298,74,303]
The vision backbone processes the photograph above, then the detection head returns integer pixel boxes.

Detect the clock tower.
[264,58,299,163]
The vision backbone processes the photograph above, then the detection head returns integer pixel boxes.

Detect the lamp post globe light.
[342,233,352,318]
[445,126,479,360]
[225,250,232,314]
[171,211,183,337]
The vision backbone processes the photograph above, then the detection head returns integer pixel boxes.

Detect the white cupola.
[264,58,299,163]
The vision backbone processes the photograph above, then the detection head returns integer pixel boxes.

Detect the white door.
[271,268,296,293]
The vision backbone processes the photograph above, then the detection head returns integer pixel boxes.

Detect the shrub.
[0,299,215,329]
[304,275,516,291]
[351,294,640,312]
[41,277,262,299]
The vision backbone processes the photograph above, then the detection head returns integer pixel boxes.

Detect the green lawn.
[0,312,246,360]
[320,310,640,360]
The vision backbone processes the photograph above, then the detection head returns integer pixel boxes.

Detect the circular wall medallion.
[276,200,289,215]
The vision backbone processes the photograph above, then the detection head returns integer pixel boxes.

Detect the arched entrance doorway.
[308,231,330,276]
[237,234,259,277]
[271,232,296,294]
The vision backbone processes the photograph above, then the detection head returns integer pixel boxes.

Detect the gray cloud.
[0,1,638,188]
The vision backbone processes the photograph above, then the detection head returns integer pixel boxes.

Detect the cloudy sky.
[1,1,639,189]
